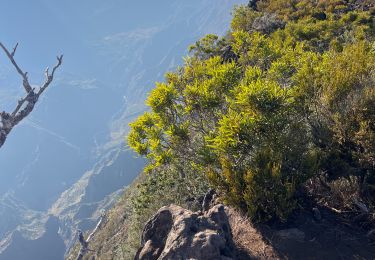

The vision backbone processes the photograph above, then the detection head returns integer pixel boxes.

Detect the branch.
[38,55,63,95]
[11,96,27,117]
[11,43,18,57]
[76,213,106,260]
[0,42,32,93]
[0,42,63,148]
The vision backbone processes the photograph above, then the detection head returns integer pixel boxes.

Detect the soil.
[234,207,375,260]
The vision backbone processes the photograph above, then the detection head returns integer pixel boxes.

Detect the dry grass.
[305,175,370,213]
[226,207,280,260]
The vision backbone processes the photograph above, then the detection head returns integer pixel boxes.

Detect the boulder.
[135,204,235,260]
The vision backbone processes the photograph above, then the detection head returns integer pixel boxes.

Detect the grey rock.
[135,204,235,260]
[252,13,286,34]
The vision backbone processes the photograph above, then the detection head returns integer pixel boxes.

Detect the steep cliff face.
[0,1,247,259]
[50,148,145,251]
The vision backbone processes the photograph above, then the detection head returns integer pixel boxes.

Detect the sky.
[0,0,247,206]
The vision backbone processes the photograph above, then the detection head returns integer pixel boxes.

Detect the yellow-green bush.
[128,0,375,221]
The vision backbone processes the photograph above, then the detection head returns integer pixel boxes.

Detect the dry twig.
[76,213,106,260]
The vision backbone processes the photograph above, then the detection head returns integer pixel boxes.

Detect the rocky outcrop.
[135,204,235,260]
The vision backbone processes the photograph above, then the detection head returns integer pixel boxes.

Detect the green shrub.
[128,0,375,222]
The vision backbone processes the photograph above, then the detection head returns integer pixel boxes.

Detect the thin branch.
[0,42,32,93]
[11,96,27,117]
[38,55,63,95]
[11,43,18,57]
[76,213,105,260]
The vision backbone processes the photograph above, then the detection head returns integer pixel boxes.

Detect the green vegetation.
[66,1,375,259]
[128,0,375,223]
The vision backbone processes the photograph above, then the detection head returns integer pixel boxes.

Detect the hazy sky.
[0,0,246,199]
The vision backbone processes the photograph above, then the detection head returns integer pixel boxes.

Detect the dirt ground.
[228,207,375,260]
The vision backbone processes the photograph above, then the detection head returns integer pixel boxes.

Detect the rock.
[135,204,235,260]
[252,13,286,34]
[137,208,174,260]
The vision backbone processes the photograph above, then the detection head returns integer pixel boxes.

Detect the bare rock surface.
[135,204,235,260]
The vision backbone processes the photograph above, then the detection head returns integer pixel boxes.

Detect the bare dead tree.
[0,42,63,148]
[76,213,106,260]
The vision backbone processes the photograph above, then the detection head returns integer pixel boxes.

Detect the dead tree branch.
[0,42,63,148]
[76,213,106,260]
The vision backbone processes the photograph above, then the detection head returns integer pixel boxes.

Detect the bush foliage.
[129,0,375,221]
